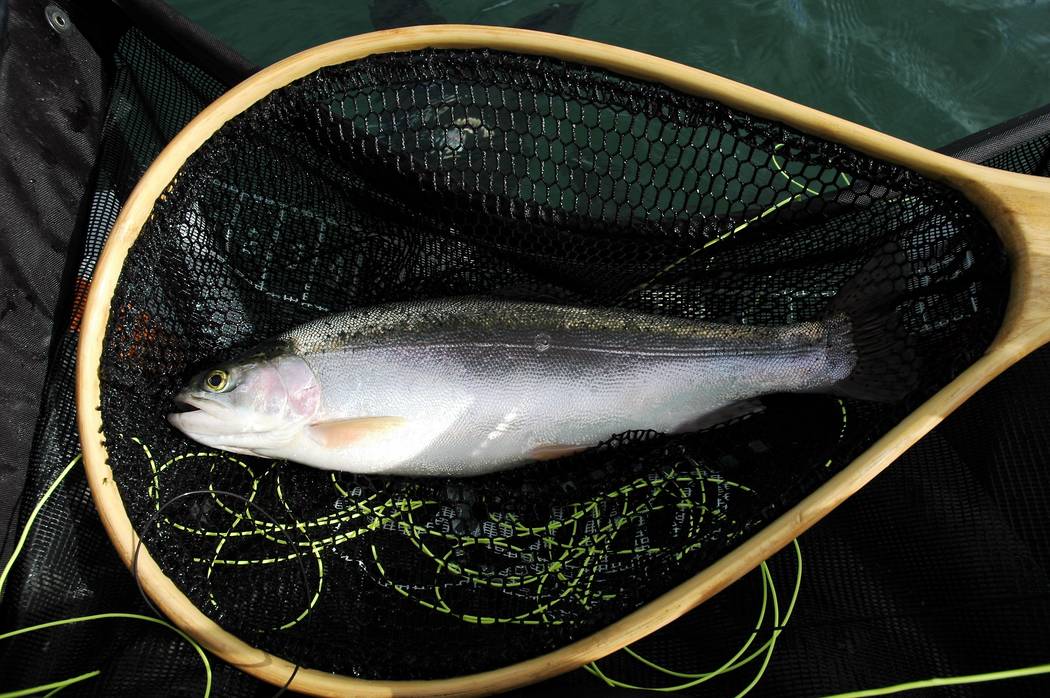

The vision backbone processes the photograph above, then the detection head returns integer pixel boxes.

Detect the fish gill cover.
[96,48,1008,678]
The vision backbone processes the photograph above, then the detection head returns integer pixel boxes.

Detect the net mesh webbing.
[94,48,1008,679]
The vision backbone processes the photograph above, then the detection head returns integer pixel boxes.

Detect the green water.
[167,0,1050,148]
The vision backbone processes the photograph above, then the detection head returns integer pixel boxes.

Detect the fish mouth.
[167,393,230,436]
[171,392,213,414]
[167,394,278,459]
[171,399,199,414]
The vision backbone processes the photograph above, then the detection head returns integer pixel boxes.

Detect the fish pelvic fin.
[826,241,920,402]
[308,416,408,448]
[527,444,590,461]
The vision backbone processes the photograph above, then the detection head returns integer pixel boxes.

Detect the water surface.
[167,0,1050,147]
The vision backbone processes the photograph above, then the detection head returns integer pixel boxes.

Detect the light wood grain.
[77,25,1050,697]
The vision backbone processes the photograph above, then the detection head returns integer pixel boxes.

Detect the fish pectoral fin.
[527,443,590,461]
[307,416,408,448]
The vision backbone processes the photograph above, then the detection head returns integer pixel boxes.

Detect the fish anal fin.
[674,399,766,433]
[527,443,589,461]
[308,416,407,448]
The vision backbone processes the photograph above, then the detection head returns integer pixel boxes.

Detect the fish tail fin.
[826,241,920,402]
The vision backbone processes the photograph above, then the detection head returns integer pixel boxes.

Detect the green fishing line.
[0,613,212,698]
[626,144,853,297]
[821,663,1050,698]
[583,539,800,694]
[0,454,81,602]
[584,539,1050,697]
[133,432,769,628]
[7,454,1047,697]
[39,671,100,698]
[629,538,803,681]
[0,669,101,698]
[0,453,213,698]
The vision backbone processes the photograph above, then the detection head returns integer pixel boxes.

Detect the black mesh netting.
[94,48,1009,679]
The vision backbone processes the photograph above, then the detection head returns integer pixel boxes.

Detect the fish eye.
[204,369,229,392]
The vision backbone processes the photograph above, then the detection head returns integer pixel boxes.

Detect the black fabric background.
[0,0,108,568]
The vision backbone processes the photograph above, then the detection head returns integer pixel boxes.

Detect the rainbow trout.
[168,254,915,477]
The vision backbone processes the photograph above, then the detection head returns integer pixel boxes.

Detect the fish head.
[167,352,321,457]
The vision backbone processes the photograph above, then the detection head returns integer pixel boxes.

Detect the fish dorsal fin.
[308,416,407,448]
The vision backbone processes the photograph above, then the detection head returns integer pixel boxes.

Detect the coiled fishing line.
[132,489,313,697]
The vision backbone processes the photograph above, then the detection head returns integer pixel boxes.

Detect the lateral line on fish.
[310,341,824,359]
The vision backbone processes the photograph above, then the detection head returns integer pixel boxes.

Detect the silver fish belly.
[268,297,854,476]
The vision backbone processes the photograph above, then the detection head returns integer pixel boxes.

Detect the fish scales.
[169,296,866,476]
